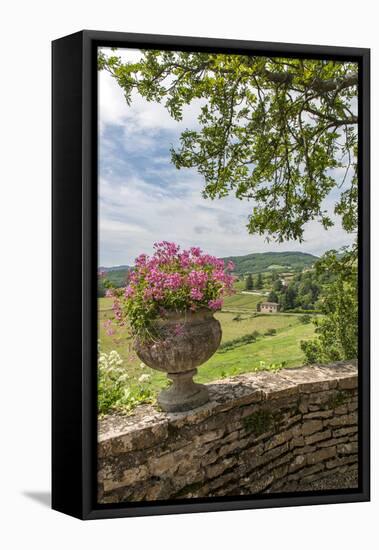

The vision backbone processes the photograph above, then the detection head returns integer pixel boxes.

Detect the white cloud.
[99,169,354,266]
[98,47,204,145]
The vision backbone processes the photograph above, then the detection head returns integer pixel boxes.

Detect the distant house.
[260,302,279,313]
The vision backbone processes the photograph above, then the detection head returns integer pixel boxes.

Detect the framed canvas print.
[52,30,370,520]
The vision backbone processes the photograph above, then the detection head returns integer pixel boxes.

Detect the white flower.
[138,374,150,383]
[98,349,123,371]
[140,362,146,369]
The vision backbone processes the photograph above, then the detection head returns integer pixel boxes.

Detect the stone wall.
[98,361,358,503]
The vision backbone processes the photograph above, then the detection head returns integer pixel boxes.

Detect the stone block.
[326,455,358,470]
[327,412,358,428]
[337,442,358,455]
[289,454,306,473]
[290,436,305,449]
[103,464,149,492]
[303,410,333,420]
[302,419,323,436]
[338,376,358,390]
[317,436,348,448]
[332,425,357,438]
[306,446,336,465]
[293,445,316,455]
[265,430,294,451]
[305,429,332,446]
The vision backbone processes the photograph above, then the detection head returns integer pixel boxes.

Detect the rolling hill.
[98,251,318,295]
[98,266,130,295]
[222,251,318,274]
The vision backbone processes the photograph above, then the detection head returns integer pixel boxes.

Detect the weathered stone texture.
[98,360,358,503]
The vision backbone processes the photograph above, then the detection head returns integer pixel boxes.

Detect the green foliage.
[299,314,312,324]
[98,267,129,296]
[301,247,358,363]
[257,360,286,372]
[99,51,358,242]
[267,290,279,302]
[285,308,322,314]
[219,330,261,352]
[264,328,277,336]
[273,279,283,292]
[97,344,155,415]
[278,269,322,311]
[327,390,349,410]
[256,273,263,289]
[245,273,253,290]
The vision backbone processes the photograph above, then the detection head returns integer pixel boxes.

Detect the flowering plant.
[97,342,154,414]
[107,242,235,340]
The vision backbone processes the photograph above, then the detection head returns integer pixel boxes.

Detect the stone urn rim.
[153,306,216,325]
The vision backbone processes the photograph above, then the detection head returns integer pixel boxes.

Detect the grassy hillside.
[223,251,317,274]
[98,292,317,407]
[222,292,264,312]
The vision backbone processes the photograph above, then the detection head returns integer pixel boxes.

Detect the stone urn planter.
[134,308,222,412]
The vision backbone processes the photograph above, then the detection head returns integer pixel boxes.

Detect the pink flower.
[135,253,148,267]
[189,246,202,257]
[105,288,114,298]
[190,288,203,301]
[103,319,116,336]
[124,286,134,298]
[143,288,154,301]
[112,298,123,321]
[179,250,191,268]
[113,242,238,335]
[208,299,223,311]
[187,270,208,289]
[165,273,182,290]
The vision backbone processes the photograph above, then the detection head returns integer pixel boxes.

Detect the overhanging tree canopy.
[99,51,358,243]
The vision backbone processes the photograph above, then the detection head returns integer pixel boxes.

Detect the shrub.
[264,328,277,336]
[299,314,312,324]
[285,308,321,314]
[219,330,261,352]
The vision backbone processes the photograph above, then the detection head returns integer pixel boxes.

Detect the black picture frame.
[52,30,370,520]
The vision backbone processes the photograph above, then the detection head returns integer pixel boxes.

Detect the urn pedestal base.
[158,368,209,412]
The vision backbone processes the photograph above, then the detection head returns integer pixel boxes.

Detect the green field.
[222,292,265,312]
[98,291,317,398]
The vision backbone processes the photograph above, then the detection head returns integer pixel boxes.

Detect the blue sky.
[98,47,355,267]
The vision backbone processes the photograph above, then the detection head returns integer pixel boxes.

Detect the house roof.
[261,302,279,306]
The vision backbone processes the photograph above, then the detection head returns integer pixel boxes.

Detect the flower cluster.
[97,343,154,414]
[113,242,235,338]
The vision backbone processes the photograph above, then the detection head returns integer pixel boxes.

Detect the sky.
[98,48,355,267]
